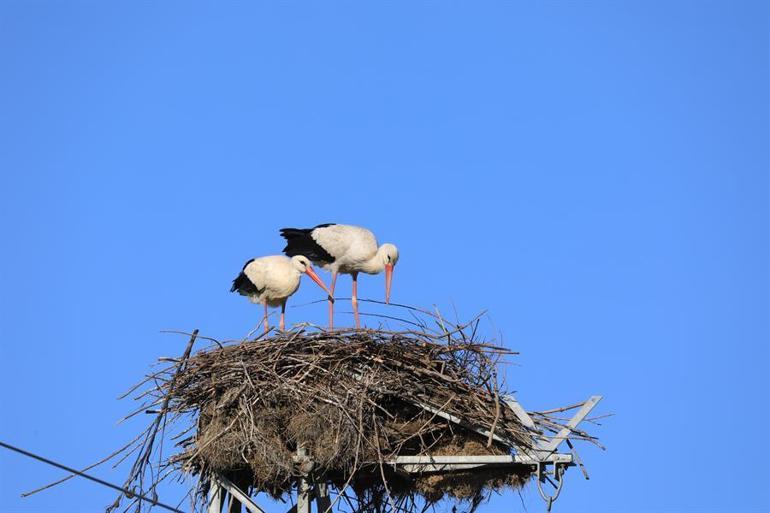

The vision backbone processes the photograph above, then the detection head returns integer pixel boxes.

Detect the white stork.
[231,255,331,333]
[279,224,400,329]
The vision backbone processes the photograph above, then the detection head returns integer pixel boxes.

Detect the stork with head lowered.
[279,223,399,329]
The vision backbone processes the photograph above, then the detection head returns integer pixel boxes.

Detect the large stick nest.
[111,310,600,513]
[175,329,530,503]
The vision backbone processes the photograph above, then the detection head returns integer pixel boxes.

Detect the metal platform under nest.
[206,394,602,513]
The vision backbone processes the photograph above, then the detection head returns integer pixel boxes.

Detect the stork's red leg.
[351,272,360,329]
[280,301,286,332]
[328,271,337,331]
[263,303,269,334]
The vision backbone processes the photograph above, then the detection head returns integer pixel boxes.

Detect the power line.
[0,440,185,513]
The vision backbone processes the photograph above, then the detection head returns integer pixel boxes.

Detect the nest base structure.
[205,396,599,513]
[116,323,602,513]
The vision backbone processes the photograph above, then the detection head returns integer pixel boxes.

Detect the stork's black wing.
[279,224,336,264]
[230,258,263,296]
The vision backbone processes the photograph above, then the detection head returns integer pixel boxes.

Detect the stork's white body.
[231,254,330,333]
[310,224,383,275]
[242,256,303,307]
[280,223,399,329]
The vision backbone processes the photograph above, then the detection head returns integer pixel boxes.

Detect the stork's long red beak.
[305,266,331,296]
[385,263,394,304]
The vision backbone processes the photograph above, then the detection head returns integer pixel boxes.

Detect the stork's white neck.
[359,253,386,275]
[359,245,396,275]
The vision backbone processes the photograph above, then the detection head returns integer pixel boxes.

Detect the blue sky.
[0,1,768,512]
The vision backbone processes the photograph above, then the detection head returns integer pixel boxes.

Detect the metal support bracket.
[389,453,572,473]
[503,395,602,454]
[209,473,266,513]
[540,396,602,454]
[536,461,565,513]
[502,394,602,512]
[315,481,332,513]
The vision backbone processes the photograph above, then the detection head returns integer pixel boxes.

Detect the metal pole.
[297,476,311,513]
[214,474,266,513]
[315,482,332,513]
[295,447,311,513]
[208,481,224,513]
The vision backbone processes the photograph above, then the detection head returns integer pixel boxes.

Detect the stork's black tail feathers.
[279,224,336,263]
[230,272,250,294]
[231,258,260,295]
